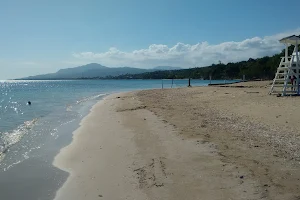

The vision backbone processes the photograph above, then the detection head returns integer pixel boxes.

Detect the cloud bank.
[72,29,300,68]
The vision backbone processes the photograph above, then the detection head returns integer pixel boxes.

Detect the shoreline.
[0,93,102,200]
[53,92,148,199]
[52,81,300,199]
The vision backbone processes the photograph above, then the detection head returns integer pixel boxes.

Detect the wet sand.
[54,81,300,200]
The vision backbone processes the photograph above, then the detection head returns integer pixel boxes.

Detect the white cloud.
[72,28,300,68]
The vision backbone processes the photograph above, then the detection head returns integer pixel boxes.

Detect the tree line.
[105,45,298,80]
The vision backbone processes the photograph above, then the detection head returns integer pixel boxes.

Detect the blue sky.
[0,0,300,79]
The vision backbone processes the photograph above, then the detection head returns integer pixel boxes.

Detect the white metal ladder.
[269,55,297,95]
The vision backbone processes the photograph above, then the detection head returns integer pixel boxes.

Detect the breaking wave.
[76,93,107,104]
[0,118,38,161]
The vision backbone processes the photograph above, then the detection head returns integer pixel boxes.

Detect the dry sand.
[53,81,300,200]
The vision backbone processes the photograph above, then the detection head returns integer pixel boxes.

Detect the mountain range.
[20,63,182,80]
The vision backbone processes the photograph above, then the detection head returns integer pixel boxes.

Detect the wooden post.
[188,78,191,87]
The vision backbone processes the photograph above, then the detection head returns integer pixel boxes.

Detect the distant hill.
[56,63,107,75]
[152,66,182,70]
[20,63,160,80]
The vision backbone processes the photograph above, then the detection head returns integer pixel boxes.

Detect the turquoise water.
[0,79,237,170]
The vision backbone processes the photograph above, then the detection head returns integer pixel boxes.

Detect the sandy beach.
[53,81,300,200]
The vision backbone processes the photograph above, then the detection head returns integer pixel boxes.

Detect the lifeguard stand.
[270,35,300,96]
